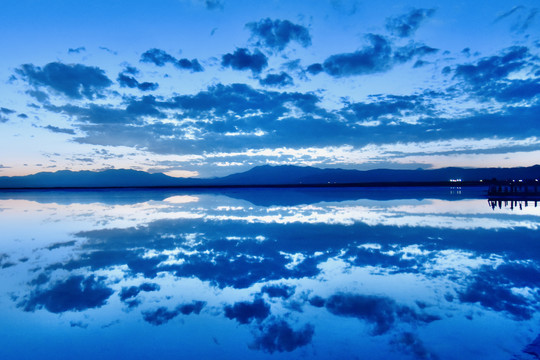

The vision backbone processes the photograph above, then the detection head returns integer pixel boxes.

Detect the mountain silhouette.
[0,165,539,189]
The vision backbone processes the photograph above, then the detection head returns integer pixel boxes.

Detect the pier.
[487,179,540,197]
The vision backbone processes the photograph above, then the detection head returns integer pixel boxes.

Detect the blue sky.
[0,0,539,177]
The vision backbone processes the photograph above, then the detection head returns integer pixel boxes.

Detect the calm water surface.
[0,187,539,359]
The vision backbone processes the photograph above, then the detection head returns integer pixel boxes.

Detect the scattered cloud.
[222,48,268,74]
[450,45,540,102]
[259,72,294,87]
[19,275,114,313]
[0,253,15,268]
[16,62,112,100]
[68,47,86,54]
[203,0,223,10]
[246,18,311,51]
[119,282,160,308]
[391,332,437,360]
[142,301,206,325]
[494,6,525,23]
[46,240,76,250]
[306,63,323,75]
[322,292,439,335]
[386,8,436,38]
[312,34,437,77]
[117,71,159,92]
[140,48,203,72]
[224,298,271,324]
[251,318,314,353]
[494,6,538,33]
[458,263,540,320]
[1,107,16,115]
[261,284,295,299]
[453,46,529,85]
[331,0,359,16]
[43,125,76,135]
[99,46,118,55]
[69,320,89,328]
[142,306,180,325]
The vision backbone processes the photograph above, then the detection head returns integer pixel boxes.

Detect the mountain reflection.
[1,188,539,359]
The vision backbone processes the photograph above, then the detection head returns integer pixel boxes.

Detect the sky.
[0,0,539,178]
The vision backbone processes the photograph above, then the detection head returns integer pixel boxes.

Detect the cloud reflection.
[19,275,113,313]
[1,189,539,358]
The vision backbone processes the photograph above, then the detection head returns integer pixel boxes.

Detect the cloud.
[141,48,176,66]
[177,300,206,315]
[167,83,319,116]
[342,94,434,122]
[386,8,436,37]
[524,335,540,359]
[43,125,76,135]
[450,46,539,102]
[322,293,439,335]
[142,306,179,325]
[68,47,86,54]
[316,34,437,77]
[224,298,271,324]
[322,34,392,77]
[1,107,15,115]
[203,0,223,10]
[494,6,525,23]
[45,78,540,163]
[261,284,295,299]
[308,296,325,307]
[458,263,540,320]
[453,46,529,85]
[119,282,160,306]
[306,63,323,75]
[494,6,538,33]
[177,58,204,72]
[117,72,159,92]
[16,62,112,99]
[344,245,420,270]
[70,321,89,329]
[140,48,203,72]
[391,332,437,360]
[99,46,117,55]
[481,79,540,102]
[142,301,206,325]
[19,275,114,313]
[46,240,77,250]
[250,318,314,353]
[0,253,15,268]
[222,48,268,74]
[331,0,359,15]
[123,66,140,75]
[46,103,147,125]
[259,72,293,87]
[26,89,50,103]
[393,44,438,63]
[246,18,311,51]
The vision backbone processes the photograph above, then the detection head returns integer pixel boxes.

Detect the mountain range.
[0,165,539,189]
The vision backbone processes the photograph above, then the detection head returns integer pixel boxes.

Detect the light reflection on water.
[0,187,539,360]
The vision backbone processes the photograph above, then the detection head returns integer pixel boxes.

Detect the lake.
[0,187,539,359]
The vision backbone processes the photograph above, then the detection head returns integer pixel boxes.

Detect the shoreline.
[0,181,486,191]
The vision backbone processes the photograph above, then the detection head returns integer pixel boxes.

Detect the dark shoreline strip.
[0,181,485,190]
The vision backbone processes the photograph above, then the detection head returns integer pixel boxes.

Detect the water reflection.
[489,198,539,211]
[0,188,539,359]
